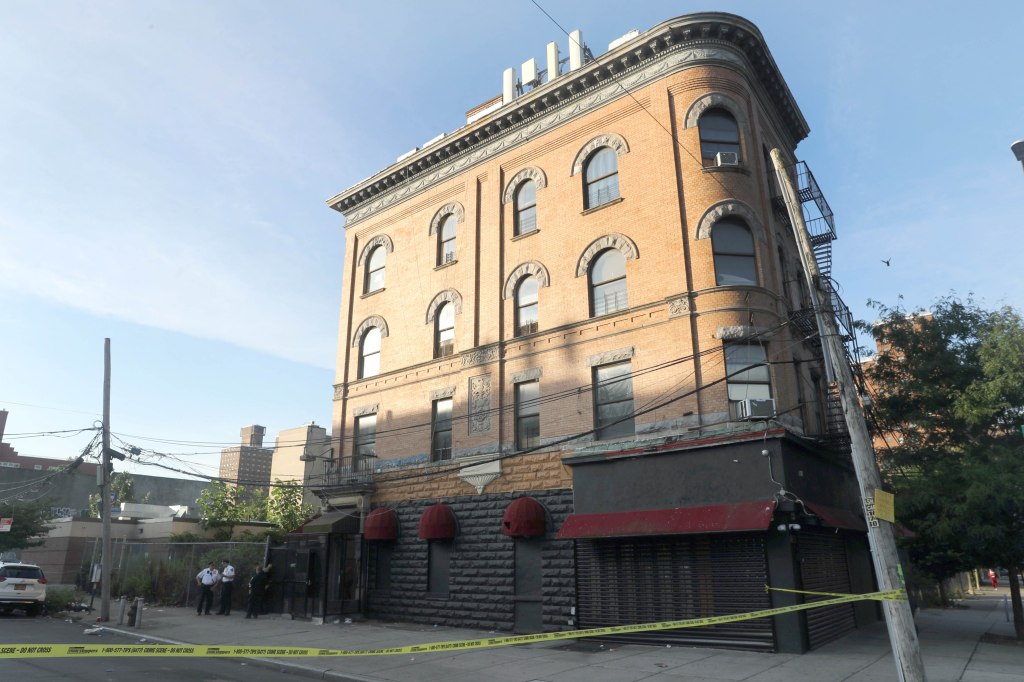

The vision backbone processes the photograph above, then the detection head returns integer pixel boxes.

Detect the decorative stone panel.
[502,261,551,299]
[575,233,640,277]
[571,133,630,176]
[353,403,379,417]
[351,315,390,347]
[356,233,395,267]
[468,375,492,434]
[511,367,543,384]
[430,386,457,401]
[696,200,764,241]
[461,345,499,368]
[586,346,635,367]
[425,289,463,324]
[501,167,548,204]
[668,295,691,318]
[714,325,776,340]
[428,202,465,235]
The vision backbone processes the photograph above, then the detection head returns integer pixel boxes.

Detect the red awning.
[363,507,398,541]
[803,501,867,531]
[418,503,458,540]
[556,500,776,539]
[502,497,546,538]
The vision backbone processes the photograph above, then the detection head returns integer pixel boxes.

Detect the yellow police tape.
[0,588,905,659]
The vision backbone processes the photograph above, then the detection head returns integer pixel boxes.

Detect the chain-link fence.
[78,539,269,610]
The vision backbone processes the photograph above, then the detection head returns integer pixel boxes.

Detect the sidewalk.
[98,589,1024,682]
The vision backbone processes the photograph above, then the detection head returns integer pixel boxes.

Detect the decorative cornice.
[425,289,463,324]
[328,13,809,224]
[502,167,548,204]
[351,315,390,347]
[356,234,394,267]
[570,133,630,176]
[575,233,640,277]
[502,261,551,299]
[428,202,465,236]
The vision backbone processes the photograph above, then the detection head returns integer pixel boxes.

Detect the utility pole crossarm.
[770,149,927,682]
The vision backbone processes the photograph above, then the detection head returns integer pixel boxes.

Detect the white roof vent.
[608,29,639,51]
[396,147,419,163]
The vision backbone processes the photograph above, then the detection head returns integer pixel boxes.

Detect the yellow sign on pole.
[874,489,895,523]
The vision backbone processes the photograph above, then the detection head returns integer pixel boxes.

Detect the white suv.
[0,562,48,616]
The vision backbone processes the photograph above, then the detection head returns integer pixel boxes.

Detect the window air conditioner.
[444,251,456,264]
[736,398,775,420]
[715,151,740,167]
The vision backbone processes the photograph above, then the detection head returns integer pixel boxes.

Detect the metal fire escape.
[773,162,864,456]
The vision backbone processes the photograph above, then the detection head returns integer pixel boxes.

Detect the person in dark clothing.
[245,563,271,619]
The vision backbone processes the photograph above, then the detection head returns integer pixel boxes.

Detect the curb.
[95,625,379,682]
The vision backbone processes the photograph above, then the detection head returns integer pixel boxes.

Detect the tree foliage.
[865,295,1024,636]
[0,498,57,553]
[267,481,315,533]
[88,471,138,518]
[197,481,310,538]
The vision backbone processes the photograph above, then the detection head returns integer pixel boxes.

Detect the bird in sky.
[881,258,891,267]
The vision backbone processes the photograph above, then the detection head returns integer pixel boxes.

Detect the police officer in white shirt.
[195,562,219,615]
[217,558,236,615]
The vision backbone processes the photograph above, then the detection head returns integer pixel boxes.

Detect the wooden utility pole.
[770,149,926,682]
[100,338,112,621]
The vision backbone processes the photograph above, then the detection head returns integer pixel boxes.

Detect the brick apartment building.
[218,424,273,494]
[299,12,873,652]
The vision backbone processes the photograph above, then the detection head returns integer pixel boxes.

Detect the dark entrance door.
[325,535,361,615]
[799,529,856,648]
[513,538,543,632]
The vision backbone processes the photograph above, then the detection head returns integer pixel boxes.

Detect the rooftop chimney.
[240,424,266,448]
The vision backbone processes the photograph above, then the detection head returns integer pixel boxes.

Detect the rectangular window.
[354,414,377,470]
[515,381,540,450]
[427,540,451,596]
[724,344,772,416]
[593,361,635,439]
[374,543,393,592]
[431,398,453,461]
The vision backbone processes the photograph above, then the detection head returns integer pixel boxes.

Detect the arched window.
[584,147,620,209]
[359,327,382,379]
[438,214,457,265]
[589,249,628,316]
[365,245,386,294]
[515,276,539,336]
[514,180,538,235]
[712,219,756,286]
[699,108,741,166]
[435,302,455,358]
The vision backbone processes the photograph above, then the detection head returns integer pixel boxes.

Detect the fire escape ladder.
[824,382,852,456]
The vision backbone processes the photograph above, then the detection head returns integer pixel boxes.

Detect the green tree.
[88,471,137,518]
[0,498,57,553]
[865,296,1024,637]
[196,482,270,540]
[267,480,315,533]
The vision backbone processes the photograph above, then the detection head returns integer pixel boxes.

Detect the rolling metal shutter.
[799,529,856,649]
[575,533,774,650]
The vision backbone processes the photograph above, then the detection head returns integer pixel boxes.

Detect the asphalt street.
[0,612,294,682]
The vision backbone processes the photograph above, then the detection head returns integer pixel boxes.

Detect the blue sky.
[2,1,1022,480]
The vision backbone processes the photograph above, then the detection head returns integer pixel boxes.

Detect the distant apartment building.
[271,422,331,508]
[218,425,273,493]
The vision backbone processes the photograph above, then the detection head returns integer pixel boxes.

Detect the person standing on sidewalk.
[245,562,271,619]
[217,558,236,615]
[195,562,219,615]
[989,568,999,589]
